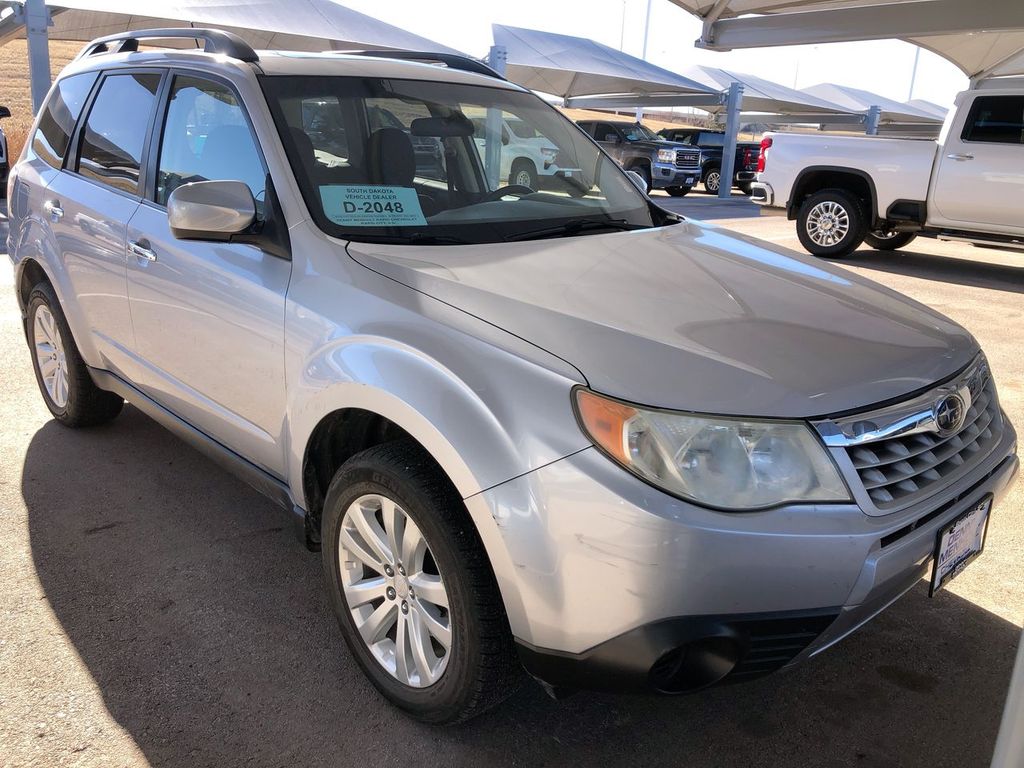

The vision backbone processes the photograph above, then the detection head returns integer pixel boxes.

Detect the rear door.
[44,70,162,376]
[930,93,1024,232]
[124,71,290,476]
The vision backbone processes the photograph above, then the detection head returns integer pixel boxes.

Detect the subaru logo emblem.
[934,393,966,436]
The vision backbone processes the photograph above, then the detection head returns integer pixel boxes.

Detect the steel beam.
[24,0,52,113]
[865,104,881,135]
[718,81,742,199]
[696,0,1024,52]
[484,45,507,188]
[564,93,723,109]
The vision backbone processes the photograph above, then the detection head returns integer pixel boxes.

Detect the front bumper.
[470,418,1017,694]
[650,162,700,189]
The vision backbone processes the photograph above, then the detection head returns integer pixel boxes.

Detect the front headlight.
[574,389,850,510]
[656,148,676,164]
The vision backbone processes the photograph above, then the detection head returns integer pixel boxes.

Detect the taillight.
[756,137,772,173]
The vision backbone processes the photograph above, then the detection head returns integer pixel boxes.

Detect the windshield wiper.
[346,232,475,245]
[504,218,639,242]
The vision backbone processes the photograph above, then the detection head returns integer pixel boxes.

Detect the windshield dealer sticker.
[319,185,427,227]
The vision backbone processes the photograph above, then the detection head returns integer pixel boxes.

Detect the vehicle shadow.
[835,248,1024,293]
[23,408,1020,768]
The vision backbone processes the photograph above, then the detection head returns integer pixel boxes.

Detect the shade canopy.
[0,0,461,54]
[492,23,715,100]
[667,0,1024,81]
[803,82,945,124]
[565,64,855,121]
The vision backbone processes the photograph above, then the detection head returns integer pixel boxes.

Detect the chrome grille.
[814,356,1004,513]
[675,150,700,168]
[850,376,999,508]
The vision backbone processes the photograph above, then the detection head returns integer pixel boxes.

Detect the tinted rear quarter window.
[962,96,1024,145]
[77,72,161,194]
[31,72,98,168]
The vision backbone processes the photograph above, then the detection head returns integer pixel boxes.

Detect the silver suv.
[8,29,1019,724]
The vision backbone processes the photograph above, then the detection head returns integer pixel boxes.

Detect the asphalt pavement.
[1,196,1021,767]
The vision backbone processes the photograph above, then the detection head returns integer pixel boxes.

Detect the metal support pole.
[865,105,882,135]
[635,0,653,122]
[718,81,743,200]
[25,0,53,114]
[484,45,507,189]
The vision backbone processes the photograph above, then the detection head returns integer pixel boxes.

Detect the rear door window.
[76,72,161,194]
[962,96,1024,145]
[31,72,98,168]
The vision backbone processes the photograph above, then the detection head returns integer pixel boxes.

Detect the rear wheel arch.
[17,257,51,313]
[788,167,879,226]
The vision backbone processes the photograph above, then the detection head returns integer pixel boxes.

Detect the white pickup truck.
[751,80,1024,258]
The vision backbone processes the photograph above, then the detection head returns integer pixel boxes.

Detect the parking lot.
[1,198,1021,767]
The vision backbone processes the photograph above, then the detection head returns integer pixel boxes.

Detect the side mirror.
[603,133,620,144]
[168,180,256,241]
[625,169,649,194]
[0,106,10,119]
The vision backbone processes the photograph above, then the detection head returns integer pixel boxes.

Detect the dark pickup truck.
[576,119,701,196]
[658,128,759,195]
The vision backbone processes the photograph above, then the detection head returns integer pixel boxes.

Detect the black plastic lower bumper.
[517,608,840,695]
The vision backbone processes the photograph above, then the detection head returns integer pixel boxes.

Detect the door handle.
[946,153,974,161]
[43,200,64,219]
[128,240,158,262]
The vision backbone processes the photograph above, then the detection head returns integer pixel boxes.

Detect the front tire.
[26,282,124,427]
[509,159,538,190]
[665,185,690,197]
[629,163,652,194]
[864,230,917,251]
[321,440,519,724]
[796,188,868,258]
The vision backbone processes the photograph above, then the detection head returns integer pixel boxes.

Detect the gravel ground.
[1,199,1021,768]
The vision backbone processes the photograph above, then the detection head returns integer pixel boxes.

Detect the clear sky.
[340,0,969,109]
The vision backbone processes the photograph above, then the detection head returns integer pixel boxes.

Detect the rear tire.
[864,230,917,251]
[26,282,124,427]
[796,188,868,258]
[321,440,519,725]
[665,186,690,197]
[703,167,722,194]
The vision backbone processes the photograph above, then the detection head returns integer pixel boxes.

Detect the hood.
[346,221,977,418]
[629,139,688,152]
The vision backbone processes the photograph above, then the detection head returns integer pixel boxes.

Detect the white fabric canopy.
[492,23,715,99]
[682,64,851,114]
[667,0,1024,80]
[803,82,945,124]
[0,0,460,54]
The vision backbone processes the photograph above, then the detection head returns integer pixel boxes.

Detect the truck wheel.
[321,440,520,724]
[703,167,722,194]
[509,159,538,190]
[797,188,868,258]
[628,164,652,194]
[665,186,690,197]
[26,282,124,427]
[864,230,917,251]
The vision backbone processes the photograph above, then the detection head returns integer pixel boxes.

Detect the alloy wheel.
[705,170,721,192]
[806,200,851,247]
[338,493,452,688]
[33,305,69,408]
[514,168,533,187]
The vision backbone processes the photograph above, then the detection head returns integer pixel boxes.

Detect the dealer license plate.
[685,176,695,184]
[929,496,991,596]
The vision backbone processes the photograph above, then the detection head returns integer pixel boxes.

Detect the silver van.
[7,29,1018,724]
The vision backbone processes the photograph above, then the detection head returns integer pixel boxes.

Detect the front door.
[126,72,290,476]
[930,93,1024,232]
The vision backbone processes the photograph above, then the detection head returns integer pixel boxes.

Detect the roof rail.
[76,28,259,63]
[344,50,506,81]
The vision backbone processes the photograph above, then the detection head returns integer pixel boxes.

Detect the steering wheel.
[482,184,534,202]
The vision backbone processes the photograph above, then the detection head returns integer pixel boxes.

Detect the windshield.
[621,123,661,142]
[260,76,664,244]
